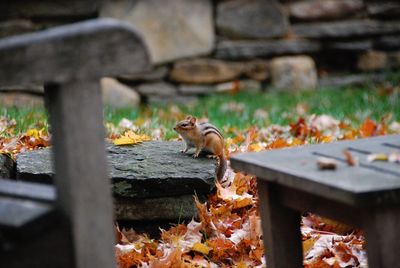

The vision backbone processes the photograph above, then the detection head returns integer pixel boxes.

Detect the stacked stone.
[13,142,217,231]
[1,0,400,106]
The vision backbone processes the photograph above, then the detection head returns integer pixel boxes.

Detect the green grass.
[1,83,399,138]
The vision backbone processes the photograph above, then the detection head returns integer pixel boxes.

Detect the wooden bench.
[231,135,400,268]
[0,18,150,267]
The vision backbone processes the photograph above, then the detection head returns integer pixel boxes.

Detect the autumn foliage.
[1,111,399,267]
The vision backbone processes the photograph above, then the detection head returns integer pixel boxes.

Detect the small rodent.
[173,115,227,181]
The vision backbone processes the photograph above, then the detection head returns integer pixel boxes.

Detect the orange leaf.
[359,118,376,137]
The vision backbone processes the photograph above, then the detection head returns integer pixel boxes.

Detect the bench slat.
[231,135,400,206]
[0,179,56,203]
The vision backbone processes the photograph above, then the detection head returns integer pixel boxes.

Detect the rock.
[293,20,400,39]
[136,82,177,96]
[118,65,169,82]
[16,148,53,183]
[0,154,14,179]
[0,19,41,39]
[238,80,262,93]
[0,0,99,19]
[387,51,400,68]
[147,95,199,105]
[215,39,321,60]
[270,56,317,90]
[100,0,214,64]
[115,194,206,221]
[100,77,140,108]
[367,2,400,19]
[0,92,44,107]
[216,0,289,39]
[319,73,386,88]
[375,35,400,50]
[288,0,364,21]
[357,51,388,71]
[328,40,373,52]
[0,84,44,94]
[16,142,217,198]
[243,60,270,81]
[178,85,216,95]
[170,58,242,84]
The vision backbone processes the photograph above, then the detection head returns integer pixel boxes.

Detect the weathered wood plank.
[362,206,400,268]
[279,185,361,227]
[231,135,400,206]
[0,196,54,230]
[258,181,303,268]
[0,179,55,202]
[0,18,150,85]
[45,80,115,268]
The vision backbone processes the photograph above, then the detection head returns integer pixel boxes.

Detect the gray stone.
[118,65,169,82]
[357,51,388,71]
[16,148,53,183]
[0,19,41,39]
[375,35,400,50]
[0,154,14,179]
[293,20,400,39]
[136,82,177,96]
[0,84,44,94]
[170,58,242,84]
[328,40,373,52]
[100,0,214,64]
[270,56,317,90]
[178,84,216,95]
[238,80,263,93]
[0,0,99,19]
[147,95,199,105]
[0,92,44,107]
[100,77,140,108]
[388,51,400,68]
[288,0,364,21]
[115,194,206,221]
[319,73,386,88]
[367,2,400,19]
[216,0,289,39]
[16,142,217,198]
[215,39,321,60]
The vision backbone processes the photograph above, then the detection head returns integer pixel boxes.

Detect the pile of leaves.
[113,113,399,268]
[1,103,399,267]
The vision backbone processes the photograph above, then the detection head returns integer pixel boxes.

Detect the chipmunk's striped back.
[199,122,224,140]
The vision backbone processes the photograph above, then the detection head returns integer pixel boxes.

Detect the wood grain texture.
[363,206,400,268]
[258,181,303,268]
[45,81,115,268]
[0,18,150,85]
[0,179,55,202]
[231,135,400,206]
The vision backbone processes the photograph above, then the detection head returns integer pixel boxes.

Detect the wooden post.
[257,180,303,268]
[363,206,400,268]
[45,80,115,268]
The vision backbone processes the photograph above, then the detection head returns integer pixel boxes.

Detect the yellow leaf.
[367,153,388,162]
[113,136,135,145]
[303,235,319,256]
[26,129,39,139]
[113,131,151,145]
[192,242,210,255]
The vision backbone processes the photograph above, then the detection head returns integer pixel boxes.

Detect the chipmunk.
[173,115,227,181]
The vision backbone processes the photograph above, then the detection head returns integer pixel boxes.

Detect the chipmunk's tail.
[217,154,227,181]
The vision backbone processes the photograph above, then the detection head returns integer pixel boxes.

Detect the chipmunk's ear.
[189,117,196,124]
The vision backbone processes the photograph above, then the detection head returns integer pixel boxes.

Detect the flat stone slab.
[16,141,217,199]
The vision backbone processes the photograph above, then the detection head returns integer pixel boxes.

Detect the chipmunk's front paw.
[192,153,199,158]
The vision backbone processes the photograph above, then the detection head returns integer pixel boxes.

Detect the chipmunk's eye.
[181,123,188,127]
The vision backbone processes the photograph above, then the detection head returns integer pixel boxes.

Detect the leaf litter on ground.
[1,103,400,267]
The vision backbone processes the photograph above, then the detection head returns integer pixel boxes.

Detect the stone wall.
[1,0,400,106]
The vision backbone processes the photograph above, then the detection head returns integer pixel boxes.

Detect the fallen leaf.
[343,150,358,166]
[192,242,210,255]
[367,153,388,162]
[317,157,337,170]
